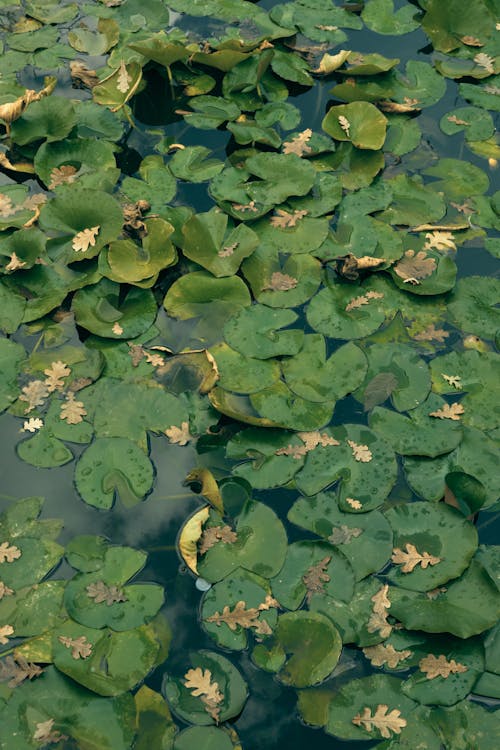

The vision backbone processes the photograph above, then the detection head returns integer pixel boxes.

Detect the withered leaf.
[338,115,351,137]
[362,643,412,669]
[128,343,145,367]
[199,525,237,555]
[0,542,21,563]
[352,704,407,739]
[394,249,437,282]
[302,555,331,603]
[367,584,392,639]
[379,98,420,113]
[49,165,78,189]
[33,719,68,744]
[72,225,100,253]
[184,667,223,721]
[391,543,441,573]
[328,525,363,545]
[461,36,483,46]
[117,60,132,93]
[0,581,14,598]
[19,380,49,413]
[143,350,165,367]
[447,114,470,126]
[441,373,462,389]
[474,52,495,73]
[346,497,363,510]
[424,231,456,252]
[429,402,464,420]
[205,600,273,635]
[263,272,298,292]
[363,372,399,411]
[112,322,123,335]
[347,439,372,463]
[0,655,43,688]
[5,252,26,271]
[345,290,384,312]
[58,635,92,659]
[335,254,385,281]
[86,580,127,606]
[218,242,238,258]
[412,324,449,343]
[232,200,258,213]
[269,208,308,228]
[275,444,308,459]
[22,417,44,432]
[419,653,468,680]
[0,193,16,217]
[0,625,14,644]
[70,60,99,90]
[60,393,87,425]
[282,128,312,156]
[165,422,192,445]
[44,361,71,392]
[298,431,340,451]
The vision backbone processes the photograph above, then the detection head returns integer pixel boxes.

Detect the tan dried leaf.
[346,497,363,510]
[412,324,449,342]
[378,98,420,113]
[315,24,338,31]
[298,431,340,451]
[367,584,392,639]
[49,165,78,190]
[44,361,71,392]
[450,200,474,215]
[184,667,223,721]
[426,586,447,600]
[264,272,298,292]
[474,52,495,73]
[72,225,100,253]
[218,242,238,258]
[143,350,165,367]
[70,60,99,90]
[86,580,127,606]
[60,393,87,425]
[112,321,123,335]
[165,421,192,445]
[232,200,258,213]
[338,114,351,137]
[117,60,132,93]
[33,718,68,744]
[302,555,331,603]
[447,114,470,126]
[328,525,363,545]
[0,542,22,563]
[347,439,372,463]
[128,344,145,366]
[419,653,468,680]
[199,525,237,555]
[5,252,26,271]
[274,443,308,459]
[0,193,16,217]
[0,625,14,644]
[258,594,280,611]
[429,402,464,420]
[345,290,384,312]
[391,542,441,573]
[362,643,412,668]
[352,704,407,739]
[0,655,43,687]
[461,35,483,46]
[0,581,14,599]
[58,635,92,659]
[269,208,308,228]
[205,600,272,635]
[441,373,462,389]
[394,249,437,282]
[22,417,44,433]
[19,380,49,413]
[424,231,456,252]
[283,128,313,156]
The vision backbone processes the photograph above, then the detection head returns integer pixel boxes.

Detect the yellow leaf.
[429,402,464,420]
[178,506,210,574]
[391,543,441,573]
[362,643,412,668]
[33,719,67,744]
[298,431,340,450]
[347,439,372,463]
[117,59,132,93]
[70,61,99,90]
[218,242,238,258]
[461,35,484,46]
[419,653,468,680]
[352,704,407,739]
[185,468,224,514]
[72,225,100,253]
[232,200,258,213]
[328,525,363,545]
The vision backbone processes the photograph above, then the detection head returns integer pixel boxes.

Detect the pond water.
[0,0,499,748]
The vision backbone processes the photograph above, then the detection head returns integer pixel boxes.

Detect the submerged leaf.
[0,655,43,687]
[33,719,67,744]
[263,272,298,291]
[86,580,127,606]
[302,555,331,603]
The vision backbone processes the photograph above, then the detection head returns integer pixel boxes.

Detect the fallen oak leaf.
[44,361,71,392]
[0,542,22,563]
[72,226,100,253]
[60,393,87,425]
[86,580,127,606]
[0,655,43,687]
[302,555,331,603]
[0,625,14,644]
[347,439,372,463]
[58,635,92,659]
[49,165,78,189]
[22,417,44,433]
[205,600,273,635]
[345,290,384,312]
[362,643,412,668]
[391,543,441,573]
[394,249,436,282]
[117,59,132,93]
[0,581,14,598]
[33,719,68,744]
[269,208,308,228]
[419,653,468,679]
[165,422,192,445]
[429,402,464,420]
[263,272,298,291]
[282,128,312,156]
[441,373,462,389]
[352,704,407,739]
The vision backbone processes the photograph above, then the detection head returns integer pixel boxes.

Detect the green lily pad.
[103,219,177,285]
[244,152,316,204]
[379,174,446,226]
[10,96,77,146]
[121,156,177,212]
[0,580,65,637]
[169,146,224,182]
[34,137,118,190]
[68,18,119,56]
[209,342,281,394]
[93,61,143,111]
[74,437,154,509]
[0,337,25,412]
[17,428,74,469]
[421,0,495,54]
[224,305,303,359]
[249,380,335,431]
[72,279,157,339]
[429,700,500,750]
[174,726,235,750]
[242,247,322,308]
[362,0,421,35]
[440,106,495,142]
[250,214,330,254]
[226,428,305,489]
[322,102,388,150]
[447,276,500,339]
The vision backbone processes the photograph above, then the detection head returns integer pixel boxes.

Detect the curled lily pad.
[102,219,177,285]
[10,96,77,146]
[322,101,388,150]
[74,437,154,509]
[93,61,143,112]
[169,146,224,182]
[164,271,251,328]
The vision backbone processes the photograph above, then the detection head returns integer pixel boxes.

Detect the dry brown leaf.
[363,643,412,668]
[0,79,56,128]
[0,655,43,688]
[117,60,132,93]
[58,635,92,659]
[302,556,331,603]
[19,380,49,413]
[184,667,223,721]
[429,402,464,420]
[394,249,437,282]
[232,200,258,213]
[426,586,447,600]
[345,290,384,312]
[199,525,237,555]
[441,373,462,389]
[283,128,313,157]
[70,60,99,89]
[347,439,372,463]
[72,225,100,253]
[0,193,16,218]
[474,52,495,73]
[258,594,280,611]
[424,231,457,252]
[378,98,420,113]
[298,431,340,450]
[461,35,483,46]
[367,584,392,638]
[205,600,272,635]
[33,719,68,744]
[143,350,165,367]
[218,242,238,258]
[263,272,298,292]
[86,580,127,606]
[274,443,308,459]
[0,541,22,563]
[391,542,441,573]
[412,324,449,343]
[447,114,470,126]
[49,165,78,190]
[5,252,26,272]
[346,497,363,510]
[352,704,407,738]
[315,24,338,31]
[269,208,308,228]
[0,625,14,645]
[0,581,14,599]
[419,653,468,680]
[338,114,351,137]
[112,322,123,335]
[22,417,44,432]
[128,344,145,367]
[328,525,363,545]
[165,422,192,445]
[60,393,87,425]
[44,361,71,392]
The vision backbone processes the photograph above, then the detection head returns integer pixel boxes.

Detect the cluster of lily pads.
[0,0,499,747]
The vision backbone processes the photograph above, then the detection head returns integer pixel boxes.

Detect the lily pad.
[323,102,388,150]
[224,304,303,359]
[72,279,157,339]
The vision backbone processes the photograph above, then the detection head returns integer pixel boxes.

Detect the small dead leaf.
[394,249,437,282]
[379,98,420,113]
[22,417,44,433]
[315,24,338,31]
[345,290,384,312]
[33,718,68,744]
[218,242,238,258]
[347,440,372,463]
[0,193,16,218]
[60,393,87,425]
[0,542,21,563]
[461,35,484,46]
[128,343,145,366]
[424,231,456,252]
[441,373,462,389]
[70,60,99,90]
[44,361,71,392]
[263,272,298,292]
[0,655,43,688]
[143,350,165,367]
[179,506,210,574]
[275,444,308,459]
[426,586,447,600]
[232,200,258,212]
[429,402,464,420]
[112,322,123,335]
[391,543,441,573]
[117,60,132,93]
[0,581,14,599]
[86,580,127,606]
[474,52,495,73]
[19,380,49,413]
[72,226,100,253]
[184,667,223,721]
[328,525,363,545]
[58,635,92,659]
[282,128,313,156]
[367,584,392,638]
[447,114,470,126]
[205,599,273,635]
[49,165,78,190]
[302,556,331,603]
[362,643,412,668]
[298,431,340,451]
[412,324,449,342]
[346,497,363,510]
[199,525,237,555]
[419,653,468,680]
[352,704,407,739]
[269,208,308,228]
[165,422,192,445]
[338,114,351,137]
[5,252,26,271]
[0,625,14,644]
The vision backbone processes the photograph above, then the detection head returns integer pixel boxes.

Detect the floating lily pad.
[323,102,388,150]
[226,428,305,489]
[72,279,157,339]
[224,304,303,359]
